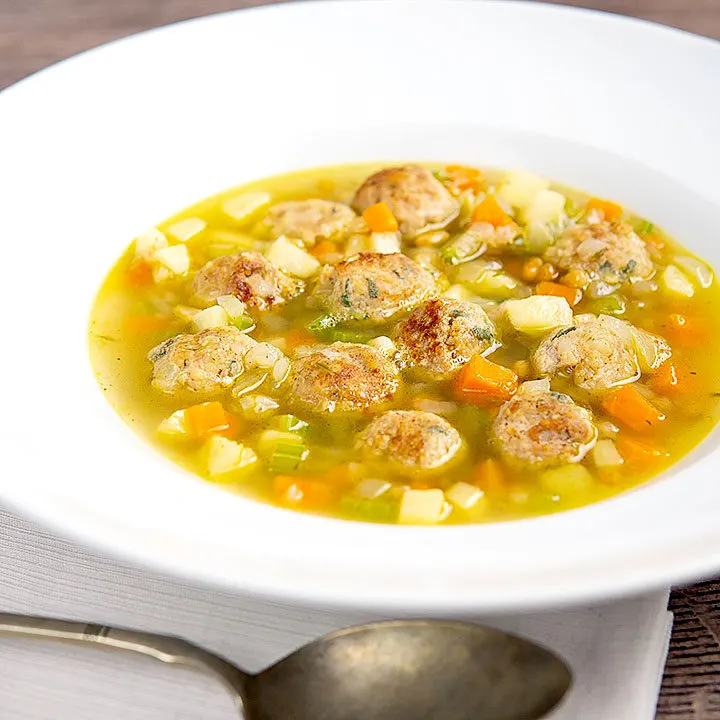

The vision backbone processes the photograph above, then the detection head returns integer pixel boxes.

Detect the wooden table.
[0,1,718,717]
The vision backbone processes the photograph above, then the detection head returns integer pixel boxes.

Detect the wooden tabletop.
[1,1,719,718]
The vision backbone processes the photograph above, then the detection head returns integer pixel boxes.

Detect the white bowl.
[1,0,719,614]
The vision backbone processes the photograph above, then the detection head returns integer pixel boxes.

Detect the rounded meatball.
[287,342,400,416]
[492,388,597,466]
[261,199,356,247]
[190,252,303,311]
[544,221,653,285]
[357,410,463,472]
[312,252,437,324]
[533,314,640,392]
[396,298,498,379]
[148,326,255,395]
[352,165,459,237]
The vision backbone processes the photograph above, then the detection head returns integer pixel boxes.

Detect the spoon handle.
[0,613,248,713]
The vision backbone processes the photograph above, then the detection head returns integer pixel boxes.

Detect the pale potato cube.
[497,171,550,209]
[265,235,320,278]
[522,190,566,224]
[446,482,485,510]
[206,436,257,477]
[154,244,190,275]
[167,218,206,242]
[191,305,229,331]
[399,489,446,524]
[222,192,271,223]
[504,296,573,335]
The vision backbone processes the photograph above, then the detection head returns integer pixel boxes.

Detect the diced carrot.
[650,362,696,398]
[586,198,623,222]
[602,385,666,432]
[662,313,709,348]
[362,202,399,233]
[310,240,339,258]
[471,195,514,228]
[445,165,484,193]
[123,314,172,335]
[284,328,316,350]
[184,402,231,438]
[536,281,582,307]
[410,480,433,490]
[616,436,668,469]
[273,476,337,510]
[455,354,519,406]
[125,260,154,287]
[446,165,481,179]
[473,459,507,494]
[214,411,243,440]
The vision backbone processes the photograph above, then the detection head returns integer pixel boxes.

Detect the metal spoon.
[0,613,571,719]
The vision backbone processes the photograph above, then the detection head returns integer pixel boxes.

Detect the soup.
[89,163,720,524]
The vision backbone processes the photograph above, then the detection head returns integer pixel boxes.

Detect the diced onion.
[662,265,694,298]
[369,232,401,254]
[272,356,291,384]
[446,482,484,510]
[238,394,279,419]
[245,342,284,369]
[232,369,268,397]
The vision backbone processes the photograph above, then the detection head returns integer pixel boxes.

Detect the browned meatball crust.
[262,199,356,247]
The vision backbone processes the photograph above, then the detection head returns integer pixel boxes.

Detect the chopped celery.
[340,495,398,523]
[441,228,487,265]
[590,295,626,316]
[633,218,655,236]
[274,414,309,433]
[230,313,256,332]
[307,314,375,343]
[258,430,309,473]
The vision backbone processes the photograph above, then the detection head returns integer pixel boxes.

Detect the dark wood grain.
[1,1,719,718]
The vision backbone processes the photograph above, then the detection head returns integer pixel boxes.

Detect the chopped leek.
[266,235,320,278]
[441,228,487,265]
[258,430,309,473]
[307,314,375,343]
[274,414,309,433]
[590,295,626,316]
[662,265,695,298]
[341,495,398,522]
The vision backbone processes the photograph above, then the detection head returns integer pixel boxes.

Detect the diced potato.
[592,439,624,467]
[662,265,694,298]
[265,235,320,278]
[191,305,229,331]
[152,265,172,284]
[519,378,551,394]
[157,409,187,436]
[134,228,168,259]
[205,436,257,477]
[674,255,714,289]
[446,482,484,510]
[497,171,550,209]
[216,294,247,319]
[154,245,190,276]
[398,489,446,524]
[631,327,671,373]
[471,271,520,299]
[238,394,280,419]
[222,192,271,223]
[167,218,206,242]
[504,296,573,335]
[522,190,566,224]
[540,465,594,496]
[174,305,201,323]
[356,479,392,499]
[369,232,401,254]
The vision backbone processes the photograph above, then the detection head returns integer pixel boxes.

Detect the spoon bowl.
[0,614,570,720]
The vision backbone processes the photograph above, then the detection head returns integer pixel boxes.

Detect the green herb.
[307,314,375,344]
[552,326,577,340]
[428,425,449,434]
[366,277,379,299]
[341,279,352,308]
[634,219,655,236]
[623,259,637,275]
[473,327,495,342]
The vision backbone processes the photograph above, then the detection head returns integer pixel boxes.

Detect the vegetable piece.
[630,327,671,373]
[522,190,566,224]
[185,401,231,438]
[307,314,375,343]
[237,394,280,420]
[455,354,519,406]
[591,438,624,467]
[133,228,168,259]
[205,436,257,477]
[274,476,336,509]
[362,202,399,233]
[311,240,339,258]
[535,281,582,307]
[524,222,555,254]
[602,385,666,432]
[258,430,309,473]
[126,259,154,287]
[673,255,714,289]
[444,165,483,194]
[615,436,668,468]
[398,489,447,524]
[586,198,623,221]
[473,459,506,494]
[167,218,206,242]
[663,313,709,348]
[441,228,487,265]
[154,245,190,276]
[222,192,271,223]
[274,414,309,433]
[123,314,172,335]
[215,294,246,319]
[245,342,284,370]
[340,495,398,522]
[191,305,229,331]
[157,409,187,436]
[265,235,320,278]
[497,171,550,209]
[355,479,392,499]
[464,268,520,299]
[446,482,485,510]
[661,265,695,298]
[504,296,573,336]
[471,195,514,227]
[368,335,396,356]
[590,295,626,316]
[368,232,401,254]
[650,362,695,397]
[540,465,594,496]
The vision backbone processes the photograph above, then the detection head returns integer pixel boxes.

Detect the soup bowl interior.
[1,0,720,612]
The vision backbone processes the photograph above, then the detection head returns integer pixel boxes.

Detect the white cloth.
[0,509,672,719]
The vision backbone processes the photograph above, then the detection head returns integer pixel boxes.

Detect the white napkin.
[0,510,672,719]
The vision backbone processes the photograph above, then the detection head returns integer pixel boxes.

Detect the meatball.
[287,342,400,416]
[312,252,437,324]
[396,298,498,379]
[492,388,597,466]
[544,221,653,285]
[190,252,303,310]
[352,165,459,237]
[148,326,255,395]
[261,199,356,247]
[357,410,463,472]
[533,315,641,392]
